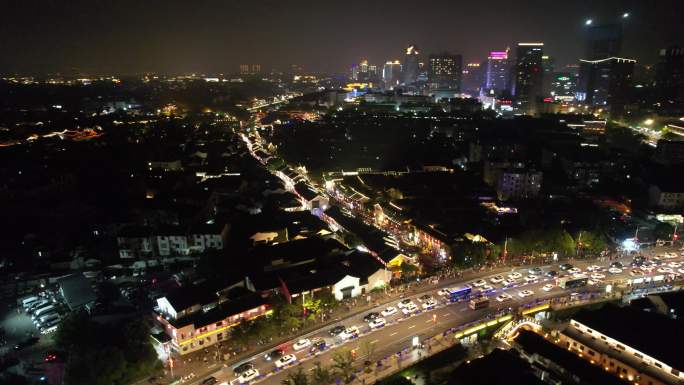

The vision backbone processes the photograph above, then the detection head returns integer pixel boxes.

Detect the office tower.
[239,64,261,75]
[542,55,555,97]
[550,72,577,101]
[514,43,544,114]
[485,50,510,95]
[428,52,462,91]
[368,64,379,82]
[655,46,684,105]
[383,60,402,89]
[239,64,249,75]
[351,64,360,81]
[578,57,635,116]
[402,45,420,85]
[585,24,623,60]
[461,62,483,94]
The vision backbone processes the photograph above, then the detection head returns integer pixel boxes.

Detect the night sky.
[1,0,682,75]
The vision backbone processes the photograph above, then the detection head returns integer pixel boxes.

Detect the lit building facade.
[578,57,635,116]
[402,45,420,85]
[514,43,544,115]
[485,50,510,95]
[383,60,402,89]
[428,52,462,91]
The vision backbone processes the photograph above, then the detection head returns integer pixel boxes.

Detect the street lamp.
[585,19,593,26]
[622,12,630,19]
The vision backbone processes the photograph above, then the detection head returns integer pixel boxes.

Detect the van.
[27,300,49,313]
[33,305,56,319]
[36,312,60,326]
[22,296,39,307]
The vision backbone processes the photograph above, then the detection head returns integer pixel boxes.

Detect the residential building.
[654,140,684,165]
[497,168,543,200]
[578,57,635,117]
[117,224,225,259]
[655,46,684,106]
[649,183,684,210]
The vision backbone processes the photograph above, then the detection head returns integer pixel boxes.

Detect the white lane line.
[408,325,416,329]
[390,332,398,336]
[370,339,379,344]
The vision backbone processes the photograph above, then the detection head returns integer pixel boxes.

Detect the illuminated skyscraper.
[578,57,635,116]
[383,60,402,89]
[514,42,544,114]
[428,52,462,90]
[402,45,420,85]
[655,46,684,105]
[485,50,510,95]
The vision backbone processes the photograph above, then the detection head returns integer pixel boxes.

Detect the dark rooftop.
[57,274,97,311]
[447,348,544,385]
[572,304,684,370]
[170,292,267,329]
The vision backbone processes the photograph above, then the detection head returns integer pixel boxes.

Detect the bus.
[558,275,588,289]
[449,286,472,302]
[469,297,490,310]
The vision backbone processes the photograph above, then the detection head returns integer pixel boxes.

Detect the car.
[402,304,418,315]
[568,267,582,275]
[381,306,397,317]
[559,263,573,271]
[44,352,60,363]
[586,265,602,272]
[233,362,255,375]
[496,294,513,302]
[340,326,359,340]
[264,349,284,361]
[200,377,217,385]
[524,275,538,283]
[542,284,554,292]
[503,278,517,286]
[518,290,534,298]
[437,288,451,296]
[309,339,327,353]
[369,317,386,329]
[478,285,494,294]
[421,301,437,310]
[293,338,311,351]
[14,336,39,351]
[641,265,655,273]
[668,261,681,268]
[610,261,624,269]
[657,267,673,274]
[490,275,505,284]
[363,312,380,323]
[397,299,414,309]
[590,273,605,280]
[608,267,622,274]
[507,272,522,280]
[546,270,558,278]
[329,325,345,337]
[418,294,434,302]
[275,354,297,368]
[472,279,487,288]
[528,267,543,275]
[678,268,684,275]
[237,369,260,383]
[664,252,677,259]
[629,269,643,277]
[588,279,601,286]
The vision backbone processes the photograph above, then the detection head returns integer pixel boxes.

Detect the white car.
[490,275,505,284]
[524,275,538,283]
[422,301,437,310]
[518,290,534,298]
[542,284,554,292]
[668,261,681,268]
[472,279,487,287]
[479,285,494,294]
[381,306,397,317]
[608,267,622,274]
[568,268,582,275]
[397,299,414,309]
[237,369,260,383]
[658,267,673,274]
[496,293,513,302]
[590,273,605,280]
[275,354,297,368]
[402,304,418,315]
[369,317,386,329]
[664,252,677,259]
[292,338,311,351]
[340,326,359,340]
[437,288,451,296]
[641,265,655,273]
[507,272,522,280]
[503,278,517,287]
[586,265,602,272]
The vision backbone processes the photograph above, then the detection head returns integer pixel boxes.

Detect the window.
[217,333,223,341]
[588,350,595,357]
[198,340,204,346]
[655,363,662,368]
[634,353,643,359]
[600,336,607,340]
[616,344,625,350]
[671,369,679,376]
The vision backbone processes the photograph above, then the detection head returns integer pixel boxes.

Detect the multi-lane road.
[187,247,683,385]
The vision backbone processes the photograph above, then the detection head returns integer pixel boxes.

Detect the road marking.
[390,332,398,336]
[370,339,379,344]
[408,325,416,329]
[442,313,451,317]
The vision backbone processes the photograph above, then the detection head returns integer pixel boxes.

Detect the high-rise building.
[383,60,402,89]
[461,62,483,95]
[428,52,462,91]
[549,72,577,101]
[239,64,261,75]
[542,55,555,97]
[585,24,623,60]
[402,45,420,85]
[485,50,510,96]
[655,46,684,105]
[514,43,544,114]
[578,57,635,116]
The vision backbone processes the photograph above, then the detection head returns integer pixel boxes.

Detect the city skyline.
[1,0,683,75]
